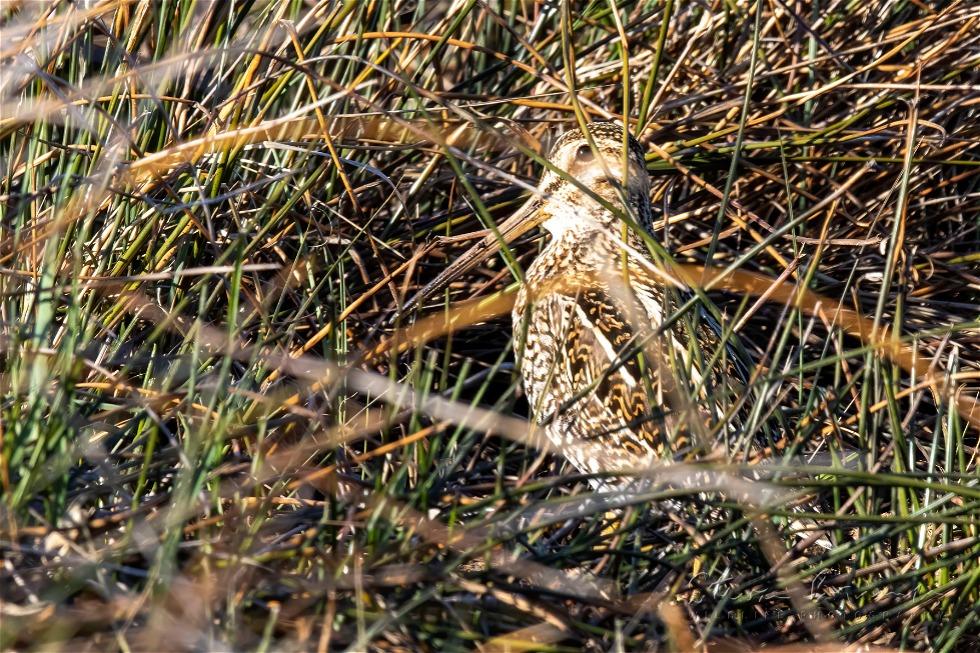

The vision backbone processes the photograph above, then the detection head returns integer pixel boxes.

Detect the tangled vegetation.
[1,0,978,650]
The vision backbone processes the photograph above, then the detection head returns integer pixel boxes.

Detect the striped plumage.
[512,122,746,482]
[409,121,752,487]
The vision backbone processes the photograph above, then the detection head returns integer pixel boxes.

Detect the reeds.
[1,0,978,650]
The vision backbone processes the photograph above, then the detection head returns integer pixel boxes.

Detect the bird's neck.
[541,192,653,241]
[541,208,651,254]
[534,220,643,281]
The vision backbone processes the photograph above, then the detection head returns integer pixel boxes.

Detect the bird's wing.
[519,284,712,474]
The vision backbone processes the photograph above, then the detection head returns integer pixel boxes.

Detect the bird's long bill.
[401,193,544,315]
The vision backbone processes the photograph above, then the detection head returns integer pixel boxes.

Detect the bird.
[404,120,755,490]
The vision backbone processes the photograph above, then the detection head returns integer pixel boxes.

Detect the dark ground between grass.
[1,0,979,651]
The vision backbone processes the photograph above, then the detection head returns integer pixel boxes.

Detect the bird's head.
[401,120,650,315]
[536,120,650,236]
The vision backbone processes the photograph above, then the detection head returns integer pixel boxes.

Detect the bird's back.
[513,227,751,481]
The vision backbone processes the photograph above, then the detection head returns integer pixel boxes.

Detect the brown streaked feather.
[515,253,715,477]
[476,122,758,484]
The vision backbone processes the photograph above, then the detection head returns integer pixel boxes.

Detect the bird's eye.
[575,144,594,162]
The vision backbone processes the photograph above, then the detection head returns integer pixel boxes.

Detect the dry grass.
[1,0,979,650]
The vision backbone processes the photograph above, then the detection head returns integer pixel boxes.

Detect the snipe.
[407,121,749,485]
